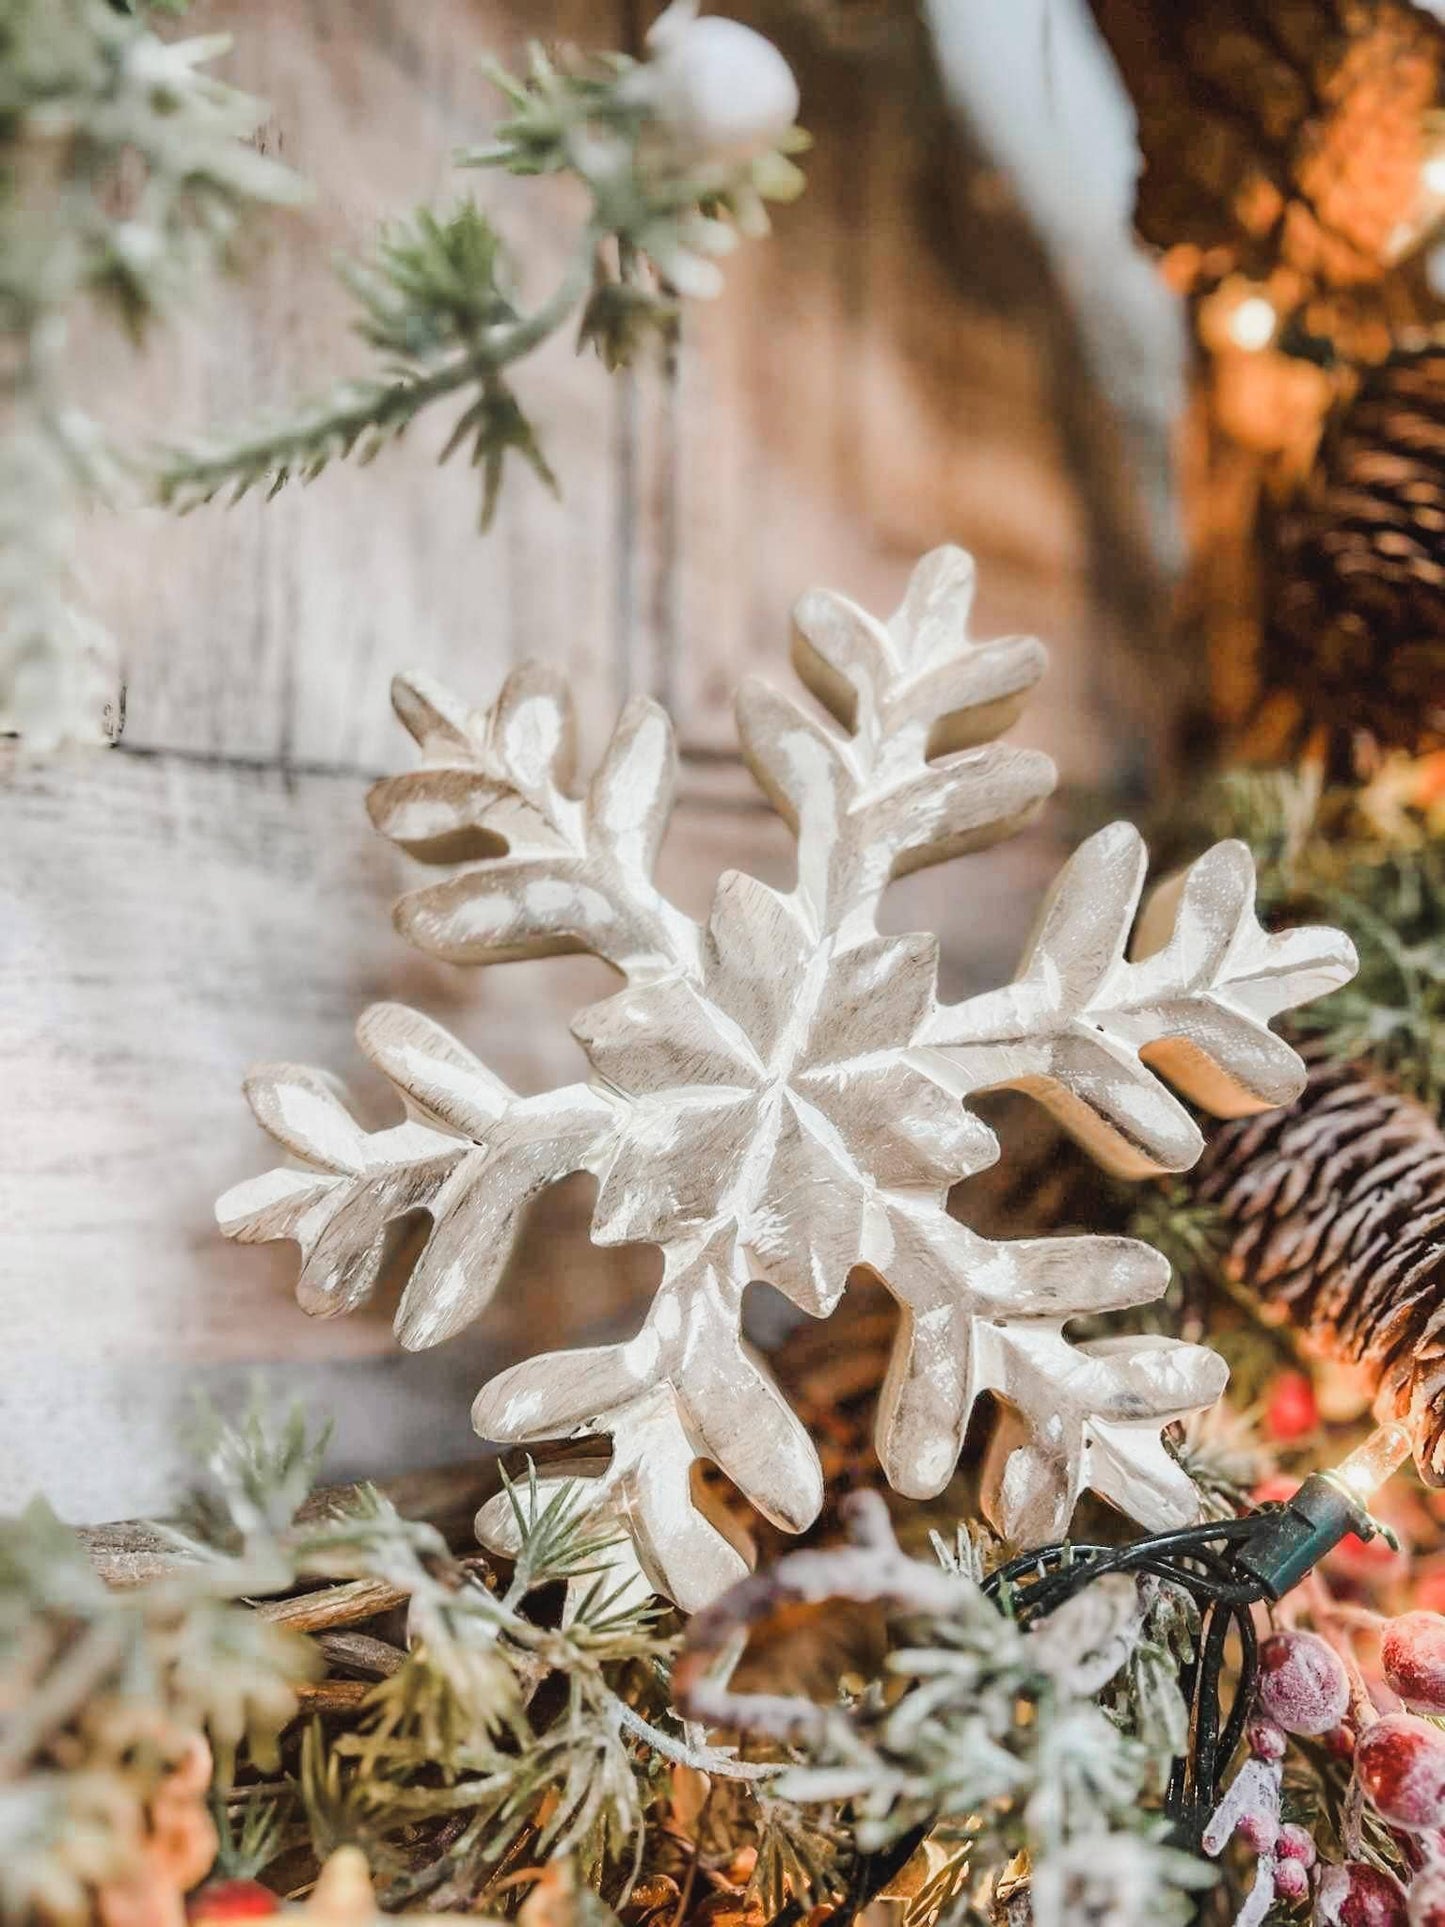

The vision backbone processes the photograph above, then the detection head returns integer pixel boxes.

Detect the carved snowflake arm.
[919,821,1358,1176]
[368,666,700,984]
[216,1069,467,1320]
[978,1331,1229,1544]
[217,1001,612,1342]
[870,1210,1228,1546]
[470,1237,823,1610]
[475,1388,756,1616]
[737,545,1055,944]
[392,1084,614,1348]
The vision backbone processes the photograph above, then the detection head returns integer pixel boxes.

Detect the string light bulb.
[1327,1422,1414,1506]
[1227,294,1278,352]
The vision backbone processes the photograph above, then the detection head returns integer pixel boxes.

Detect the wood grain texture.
[1,0,1158,1522]
[76,0,1127,780]
[82,0,626,771]
[669,10,1123,779]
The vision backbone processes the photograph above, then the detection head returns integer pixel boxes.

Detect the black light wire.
[781,1473,1393,1926]
[983,1513,1268,1847]
[982,1462,1402,1859]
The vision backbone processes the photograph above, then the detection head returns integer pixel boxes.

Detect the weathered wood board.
[79,0,1116,778]
[0,0,1143,1520]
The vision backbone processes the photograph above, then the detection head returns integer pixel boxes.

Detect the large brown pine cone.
[1196,1054,1445,1481]
[1262,341,1445,753]
[1089,0,1445,296]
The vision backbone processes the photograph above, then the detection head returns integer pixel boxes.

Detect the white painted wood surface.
[0,0,1148,1521]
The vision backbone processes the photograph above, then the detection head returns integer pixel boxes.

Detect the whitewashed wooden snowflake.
[218,547,1356,1610]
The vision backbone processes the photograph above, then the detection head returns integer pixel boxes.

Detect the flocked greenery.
[272,1476,705,1905]
[674,1497,1210,1927]
[2,1405,1226,1920]
[157,30,808,529]
[0,1400,776,1917]
[0,0,302,742]
[784,1586,1209,1927]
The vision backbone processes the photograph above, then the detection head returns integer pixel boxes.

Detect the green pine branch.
[280,1467,772,1906]
[157,202,578,528]
[156,34,807,529]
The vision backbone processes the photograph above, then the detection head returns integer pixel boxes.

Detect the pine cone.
[1262,342,1445,753]
[1089,0,1445,295]
[1196,1054,1445,1481]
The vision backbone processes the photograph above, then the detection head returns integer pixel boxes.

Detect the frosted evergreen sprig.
[157,6,807,527]
[676,1492,1212,1927]
[0,0,303,744]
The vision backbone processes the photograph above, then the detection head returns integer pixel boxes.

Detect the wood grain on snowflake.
[218,546,1356,1608]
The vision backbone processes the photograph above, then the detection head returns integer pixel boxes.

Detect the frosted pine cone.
[1197,1053,1445,1480]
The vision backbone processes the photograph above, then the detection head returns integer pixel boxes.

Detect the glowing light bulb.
[1329,1423,1413,1505]
[1227,295,1277,352]
[1423,150,1445,197]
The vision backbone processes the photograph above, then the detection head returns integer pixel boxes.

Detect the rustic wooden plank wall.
[0,0,1142,1520]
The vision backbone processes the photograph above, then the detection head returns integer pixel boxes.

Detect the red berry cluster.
[1249,1618,1445,1924]
[1206,1633,1348,1912]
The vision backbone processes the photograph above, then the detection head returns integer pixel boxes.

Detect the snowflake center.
[754,933,852,1089]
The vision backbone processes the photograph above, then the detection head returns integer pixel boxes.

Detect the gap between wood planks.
[106,733,773,813]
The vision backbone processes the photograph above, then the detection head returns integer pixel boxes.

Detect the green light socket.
[1234,1475,1372,1601]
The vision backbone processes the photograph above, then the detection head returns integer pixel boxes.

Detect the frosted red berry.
[1382,1615,1445,1716]
[1273,1857,1309,1902]
[1248,1716,1288,1761]
[1355,1715,1445,1831]
[1256,1629,1351,1736]
[1314,1862,1408,1927]
[187,1882,281,1920]
[1277,1823,1316,1866]
[1239,1806,1280,1853]
[1408,1865,1445,1926]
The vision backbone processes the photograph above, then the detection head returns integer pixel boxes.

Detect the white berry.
[645,9,799,162]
